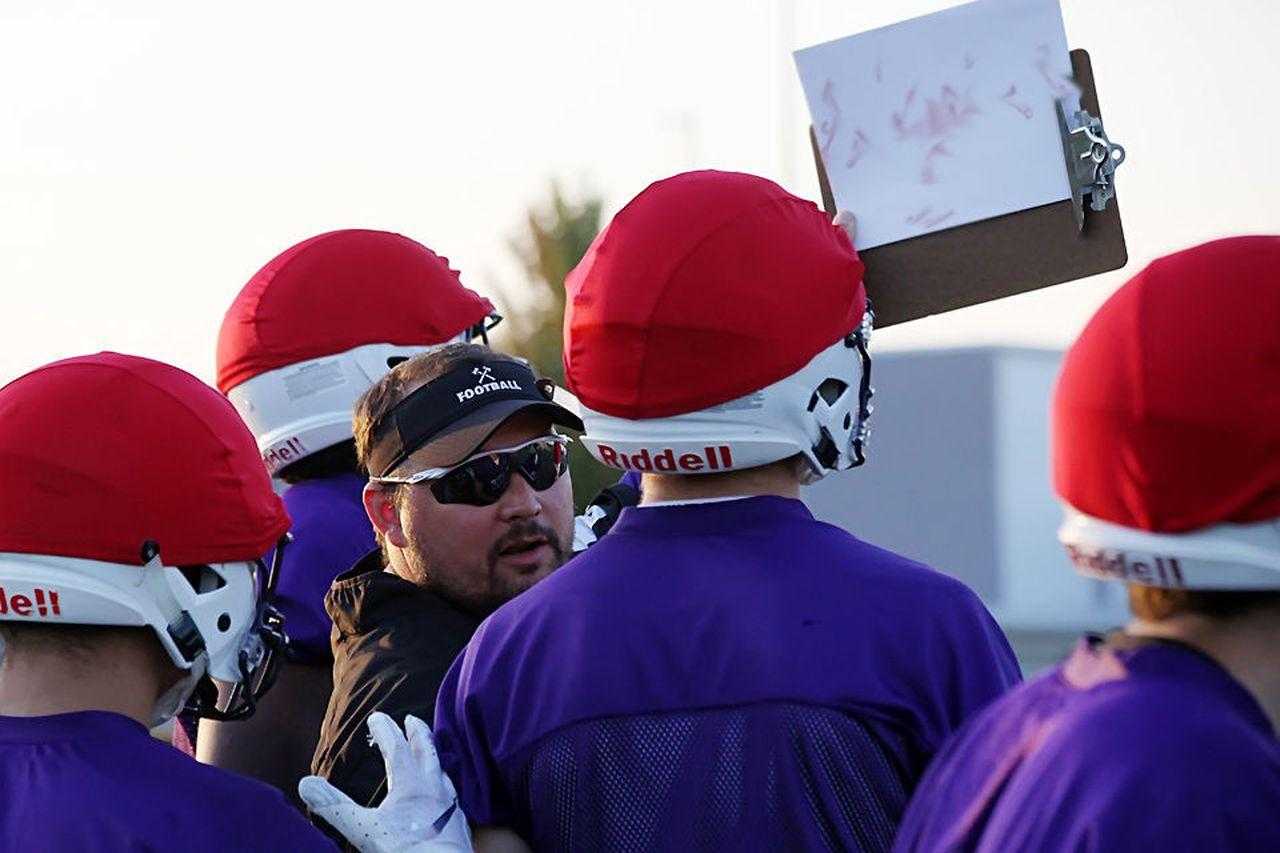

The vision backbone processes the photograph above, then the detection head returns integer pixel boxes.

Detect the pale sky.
[2,0,1277,386]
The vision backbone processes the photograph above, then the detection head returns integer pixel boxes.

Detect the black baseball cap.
[366,354,583,477]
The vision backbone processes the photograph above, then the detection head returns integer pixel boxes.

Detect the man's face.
[388,410,575,615]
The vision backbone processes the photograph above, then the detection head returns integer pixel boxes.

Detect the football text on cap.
[455,372,522,403]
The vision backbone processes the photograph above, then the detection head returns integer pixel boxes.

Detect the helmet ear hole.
[813,428,840,469]
[386,356,409,369]
[176,565,227,594]
[817,378,848,405]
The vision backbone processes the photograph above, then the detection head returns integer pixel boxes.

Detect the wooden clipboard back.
[811,49,1127,328]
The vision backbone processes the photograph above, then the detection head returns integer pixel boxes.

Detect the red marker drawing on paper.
[818,79,841,155]
[1000,84,1033,119]
[921,209,955,228]
[895,83,980,140]
[891,83,920,136]
[920,141,952,185]
[905,206,956,229]
[846,129,871,169]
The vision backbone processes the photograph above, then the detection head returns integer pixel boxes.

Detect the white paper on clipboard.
[794,0,1080,250]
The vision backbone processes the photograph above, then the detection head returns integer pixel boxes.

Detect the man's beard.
[477,519,567,612]
[404,519,568,616]
[487,518,566,575]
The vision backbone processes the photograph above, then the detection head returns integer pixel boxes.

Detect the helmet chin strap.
[149,664,205,729]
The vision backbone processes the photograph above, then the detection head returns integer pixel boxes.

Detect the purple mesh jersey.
[278,473,376,662]
[893,637,1280,852]
[0,711,335,851]
[434,497,1021,851]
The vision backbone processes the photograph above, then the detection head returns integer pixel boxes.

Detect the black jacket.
[311,550,482,808]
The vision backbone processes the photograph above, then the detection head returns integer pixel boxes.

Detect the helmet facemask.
[175,536,290,722]
[804,303,875,481]
[0,539,291,726]
[123,535,289,724]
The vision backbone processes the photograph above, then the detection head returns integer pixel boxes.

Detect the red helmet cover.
[0,353,289,565]
[1053,236,1280,532]
[216,229,495,393]
[563,171,865,419]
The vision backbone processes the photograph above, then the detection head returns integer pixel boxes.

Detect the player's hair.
[782,453,811,482]
[1128,586,1280,621]
[0,622,159,666]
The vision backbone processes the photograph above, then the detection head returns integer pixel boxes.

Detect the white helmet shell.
[216,229,498,476]
[1059,511,1280,590]
[1053,237,1280,592]
[579,314,873,484]
[227,339,467,475]
[0,352,291,724]
[0,552,265,723]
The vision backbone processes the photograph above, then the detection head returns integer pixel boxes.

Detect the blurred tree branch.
[497,181,603,384]
[494,180,613,511]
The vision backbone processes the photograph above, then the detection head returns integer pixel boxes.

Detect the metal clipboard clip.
[1057,99,1125,231]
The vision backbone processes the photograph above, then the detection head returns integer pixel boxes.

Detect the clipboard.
[810,49,1127,328]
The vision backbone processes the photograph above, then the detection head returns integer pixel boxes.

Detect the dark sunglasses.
[373,435,571,507]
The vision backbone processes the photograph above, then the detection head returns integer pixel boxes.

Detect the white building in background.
[803,347,1129,674]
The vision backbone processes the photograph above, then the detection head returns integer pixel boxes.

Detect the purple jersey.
[894,636,1280,852]
[434,496,1020,851]
[0,711,334,851]
[278,473,375,662]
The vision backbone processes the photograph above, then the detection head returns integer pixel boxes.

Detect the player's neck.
[1128,609,1280,731]
[641,459,802,504]
[0,635,166,726]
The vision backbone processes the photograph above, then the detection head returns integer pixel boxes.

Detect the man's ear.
[363,483,409,548]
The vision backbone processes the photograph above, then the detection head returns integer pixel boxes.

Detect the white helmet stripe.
[0,551,261,680]
[1059,511,1280,590]
[579,313,872,482]
[227,337,471,475]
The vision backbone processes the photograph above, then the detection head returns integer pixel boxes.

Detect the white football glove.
[571,479,642,552]
[298,712,472,853]
[572,504,609,552]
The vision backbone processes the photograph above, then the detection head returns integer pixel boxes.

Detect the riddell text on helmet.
[0,586,61,617]
[264,436,307,471]
[1064,545,1186,587]
[595,444,734,472]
